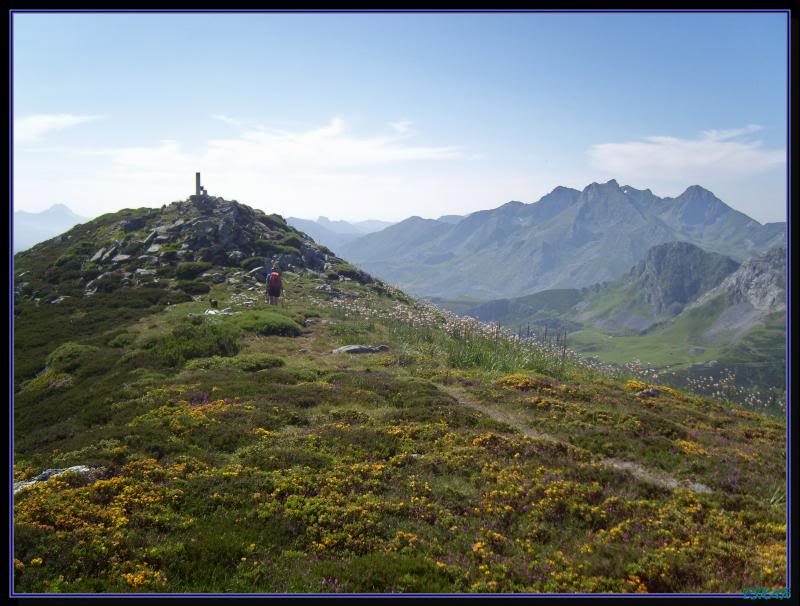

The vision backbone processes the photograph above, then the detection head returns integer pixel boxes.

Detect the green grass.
[225,310,303,337]
[185,353,286,372]
[12,239,787,594]
[143,317,241,367]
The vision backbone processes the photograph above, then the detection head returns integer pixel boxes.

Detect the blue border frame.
[8,8,793,599]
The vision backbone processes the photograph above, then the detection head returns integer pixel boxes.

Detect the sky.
[12,11,789,224]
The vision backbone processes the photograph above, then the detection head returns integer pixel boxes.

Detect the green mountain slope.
[436,243,787,408]
[12,196,787,594]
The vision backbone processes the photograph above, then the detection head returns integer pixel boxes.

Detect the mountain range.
[13,204,89,253]
[287,216,395,251]
[339,180,786,299]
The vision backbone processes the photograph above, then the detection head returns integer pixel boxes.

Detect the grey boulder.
[332,344,390,354]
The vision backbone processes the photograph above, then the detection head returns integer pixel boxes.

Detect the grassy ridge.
[13,273,787,594]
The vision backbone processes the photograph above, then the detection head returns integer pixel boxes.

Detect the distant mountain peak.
[621,185,652,195]
[678,185,719,201]
[49,203,74,212]
[584,179,620,191]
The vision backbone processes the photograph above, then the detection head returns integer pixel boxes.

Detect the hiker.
[266,265,283,305]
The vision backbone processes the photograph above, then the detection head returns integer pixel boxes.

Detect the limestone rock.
[332,344,390,354]
[14,465,103,495]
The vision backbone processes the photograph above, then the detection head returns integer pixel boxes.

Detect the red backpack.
[267,272,282,290]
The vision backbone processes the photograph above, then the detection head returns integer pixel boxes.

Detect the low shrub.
[331,262,372,284]
[227,310,303,337]
[175,262,212,280]
[263,214,289,230]
[279,234,304,250]
[255,240,300,257]
[46,342,100,373]
[240,257,265,271]
[185,353,285,372]
[176,279,211,295]
[144,319,241,367]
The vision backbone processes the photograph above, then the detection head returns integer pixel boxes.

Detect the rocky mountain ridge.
[339,180,786,299]
[14,195,374,306]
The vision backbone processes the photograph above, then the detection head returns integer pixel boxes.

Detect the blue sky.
[12,11,788,223]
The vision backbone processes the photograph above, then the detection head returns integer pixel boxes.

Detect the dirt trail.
[442,385,712,494]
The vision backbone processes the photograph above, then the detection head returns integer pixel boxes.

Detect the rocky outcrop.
[60,196,365,297]
[628,241,740,316]
[332,344,390,354]
[14,465,104,494]
[690,246,787,313]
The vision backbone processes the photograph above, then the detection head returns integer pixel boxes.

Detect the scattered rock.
[120,217,147,231]
[14,465,102,495]
[315,283,343,297]
[635,388,663,398]
[332,344,390,354]
[100,246,118,262]
[203,308,234,316]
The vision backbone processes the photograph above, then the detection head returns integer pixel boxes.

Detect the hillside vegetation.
[12,199,787,594]
[439,243,787,412]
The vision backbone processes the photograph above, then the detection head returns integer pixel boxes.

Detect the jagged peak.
[584,178,620,191]
[620,185,653,195]
[550,185,581,194]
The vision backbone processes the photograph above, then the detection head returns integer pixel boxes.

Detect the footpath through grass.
[13,273,787,594]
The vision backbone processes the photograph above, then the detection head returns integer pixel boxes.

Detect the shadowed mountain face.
[625,242,741,318]
[13,204,90,253]
[339,180,786,299]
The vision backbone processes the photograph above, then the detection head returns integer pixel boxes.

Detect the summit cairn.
[192,172,209,199]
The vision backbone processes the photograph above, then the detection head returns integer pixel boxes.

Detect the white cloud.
[15,113,99,144]
[12,116,467,219]
[701,124,763,141]
[201,116,461,171]
[588,126,785,180]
